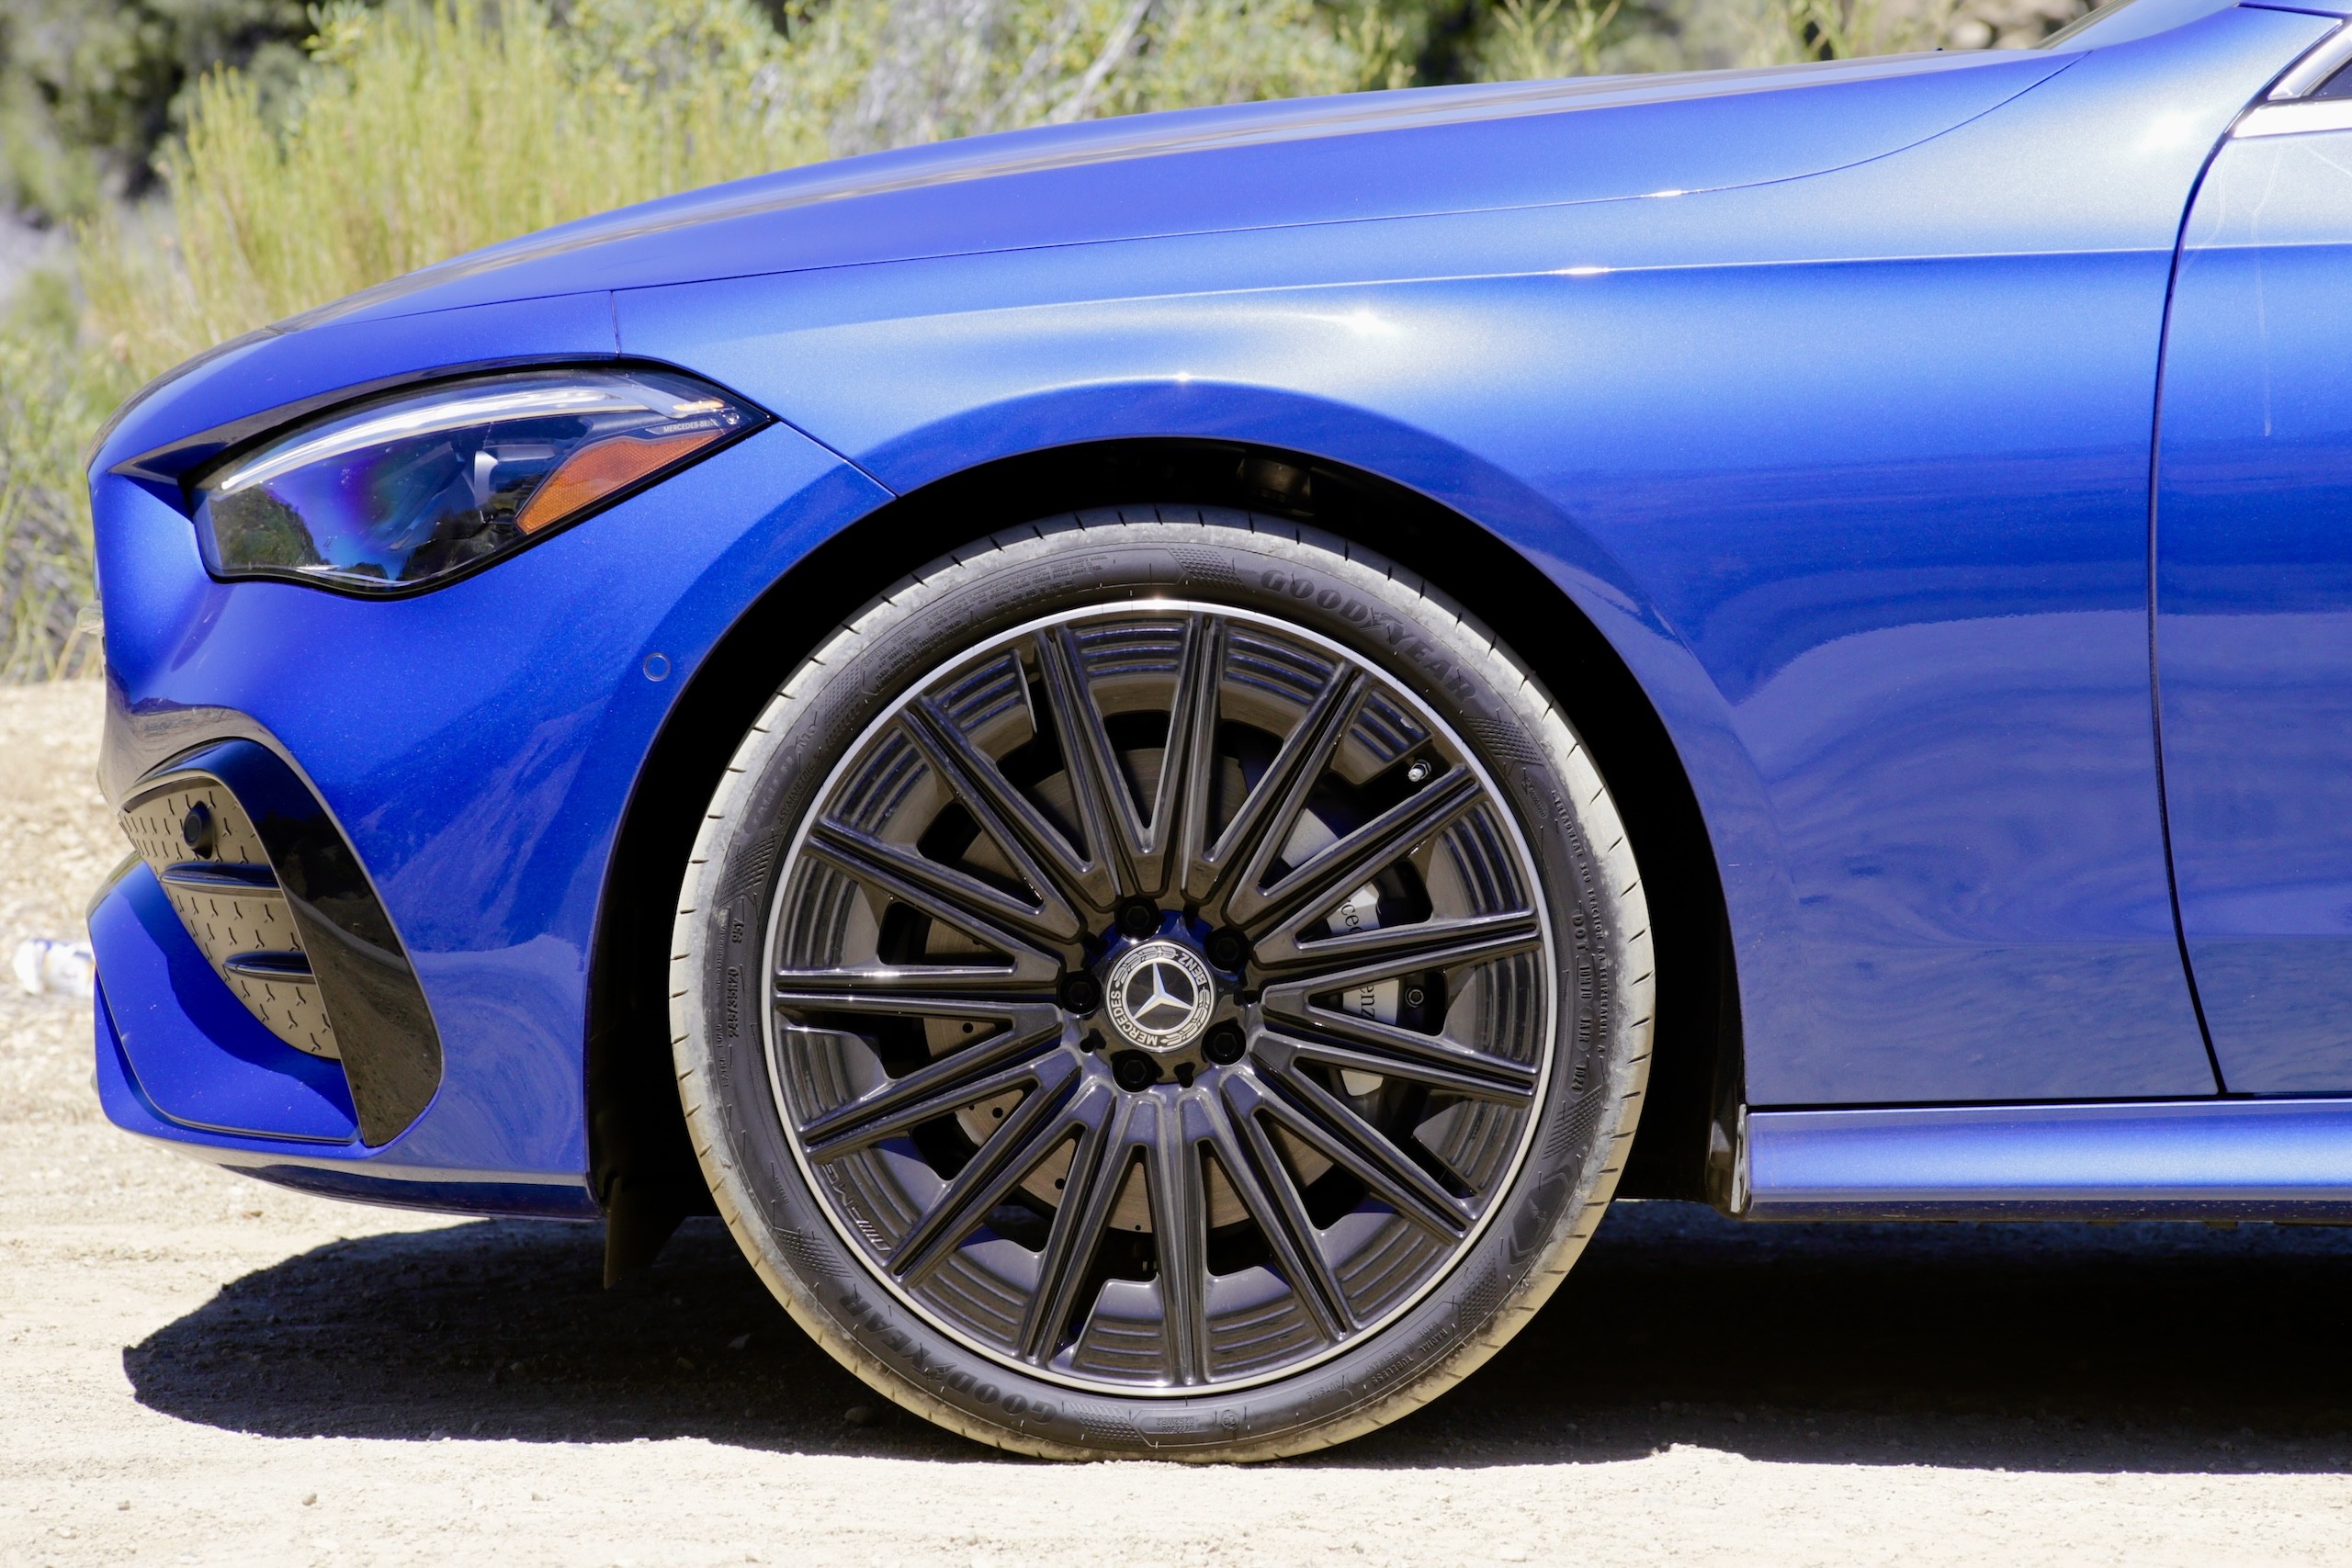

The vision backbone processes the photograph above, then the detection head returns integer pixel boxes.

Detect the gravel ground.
[9,677,2352,1565]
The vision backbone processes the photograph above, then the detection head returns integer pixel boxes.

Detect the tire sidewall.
[673,509,1648,1461]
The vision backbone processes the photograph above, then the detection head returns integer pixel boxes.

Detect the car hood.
[94,49,2072,473]
[308,49,2069,327]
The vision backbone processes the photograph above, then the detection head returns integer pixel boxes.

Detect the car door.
[2156,101,2352,1091]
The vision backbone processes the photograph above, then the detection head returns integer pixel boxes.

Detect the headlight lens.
[192,367,761,592]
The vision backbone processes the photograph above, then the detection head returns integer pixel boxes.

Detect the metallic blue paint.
[618,7,2322,1106]
[94,978,599,1217]
[2155,125,2352,1093]
[268,51,2075,331]
[1746,1098,2352,1218]
[83,4,2352,1217]
[93,868,358,1144]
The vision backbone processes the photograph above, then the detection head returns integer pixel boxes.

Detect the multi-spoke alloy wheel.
[673,511,1653,1460]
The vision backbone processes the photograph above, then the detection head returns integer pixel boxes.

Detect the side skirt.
[1741,1098,2352,1222]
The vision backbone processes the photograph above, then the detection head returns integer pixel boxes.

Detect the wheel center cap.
[1102,940,1216,1053]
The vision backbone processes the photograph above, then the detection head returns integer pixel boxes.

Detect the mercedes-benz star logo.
[1102,940,1216,1053]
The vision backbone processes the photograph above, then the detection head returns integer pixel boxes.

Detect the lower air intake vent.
[120,784,339,1058]
[118,740,442,1145]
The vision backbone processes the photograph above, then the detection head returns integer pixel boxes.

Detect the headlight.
[192,367,763,592]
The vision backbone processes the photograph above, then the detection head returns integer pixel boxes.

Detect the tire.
[672,506,1653,1461]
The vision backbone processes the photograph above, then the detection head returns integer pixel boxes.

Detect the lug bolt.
[1117,900,1160,938]
[1206,930,1249,972]
[1062,976,1102,1014]
[1203,1026,1246,1066]
[1113,1052,1160,1090]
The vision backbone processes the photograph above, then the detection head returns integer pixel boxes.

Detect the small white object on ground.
[11,938,93,1000]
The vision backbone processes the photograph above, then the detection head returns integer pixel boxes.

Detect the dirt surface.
[10,678,2352,1565]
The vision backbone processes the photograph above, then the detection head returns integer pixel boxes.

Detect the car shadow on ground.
[123,1200,2352,1471]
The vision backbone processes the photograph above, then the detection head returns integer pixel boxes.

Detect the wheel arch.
[584,436,1739,1270]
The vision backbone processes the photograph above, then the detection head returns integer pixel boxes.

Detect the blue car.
[80,0,2352,1458]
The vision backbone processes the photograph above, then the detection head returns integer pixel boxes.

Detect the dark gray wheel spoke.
[1237,768,1483,941]
[1255,921,1546,1103]
[771,966,1057,1000]
[796,821,1065,987]
[1257,1021,1537,1106]
[797,1015,1069,1156]
[1251,1047,1475,1239]
[1147,1096,1212,1384]
[1183,665,1365,909]
[1203,1081,1351,1340]
[1035,627,1147,901]
[1018,1091,1137,1365]
[1031,614,1221,905]
[904,695,1114,915]
[890,1051,1089,1282]
[772,976,1062,1010]
[807,818,1082,950]
[1131,613,1220,899]
[1252,908,1543,976]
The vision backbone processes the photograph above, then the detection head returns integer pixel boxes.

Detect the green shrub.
[79,0,817,381]
[0,274,127,680]
[0,0,320,223]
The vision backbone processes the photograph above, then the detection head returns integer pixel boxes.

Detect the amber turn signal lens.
[515,428,728,535]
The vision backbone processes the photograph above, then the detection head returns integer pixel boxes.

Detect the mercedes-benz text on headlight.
[192,367,763,592]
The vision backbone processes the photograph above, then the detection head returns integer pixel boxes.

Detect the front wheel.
[672,508,1652,1460]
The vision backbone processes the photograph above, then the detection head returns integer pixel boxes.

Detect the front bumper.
[109,737,441,1146]
[91,855,598,1215]
[84,297,890,1214]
